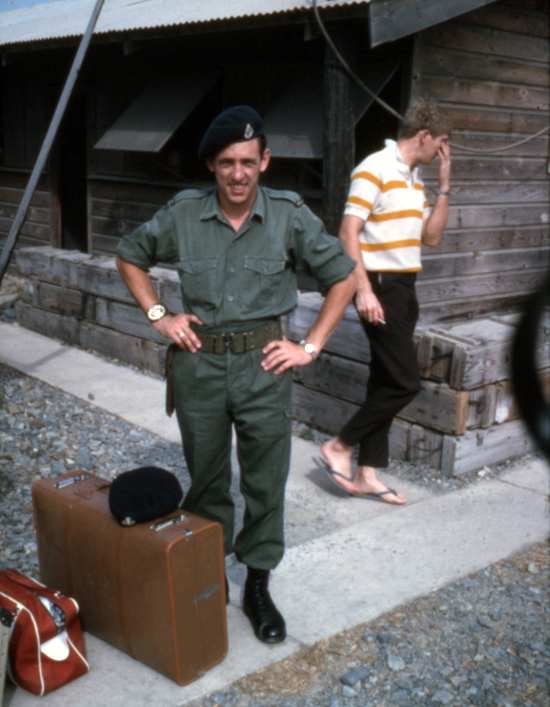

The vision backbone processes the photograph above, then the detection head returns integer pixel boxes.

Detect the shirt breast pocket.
[242,257,288,313]
[177,258,220,309]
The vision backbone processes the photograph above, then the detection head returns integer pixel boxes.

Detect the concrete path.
[1,322,548,707]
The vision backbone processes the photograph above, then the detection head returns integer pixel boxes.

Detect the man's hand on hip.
[154,313,204,352]
[261,337,314,375]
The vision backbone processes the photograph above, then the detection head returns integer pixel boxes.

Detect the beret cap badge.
[198,105,264,160]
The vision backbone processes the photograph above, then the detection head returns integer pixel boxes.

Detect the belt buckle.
[223,333,234,353]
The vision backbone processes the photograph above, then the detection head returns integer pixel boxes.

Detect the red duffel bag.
[0,568,89,696]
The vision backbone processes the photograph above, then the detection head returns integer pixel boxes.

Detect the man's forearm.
[305,273,356,353]
[116,256,160,313]
[422,195,449,247]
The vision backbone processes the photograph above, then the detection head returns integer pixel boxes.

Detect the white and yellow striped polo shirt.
[344,140,430,272]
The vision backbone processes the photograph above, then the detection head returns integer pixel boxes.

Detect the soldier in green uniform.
[116,106,356,644]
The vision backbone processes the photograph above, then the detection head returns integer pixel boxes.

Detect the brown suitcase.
[31,470,228,686]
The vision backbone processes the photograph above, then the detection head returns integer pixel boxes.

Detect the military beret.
[198,105,264,161]
[108,466,184,526]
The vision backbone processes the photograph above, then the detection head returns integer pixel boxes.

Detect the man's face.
[418,130,450,164]
[206,139,270,211]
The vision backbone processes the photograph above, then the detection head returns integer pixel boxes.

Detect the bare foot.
[326,464,407,505]
[320,437,354,480]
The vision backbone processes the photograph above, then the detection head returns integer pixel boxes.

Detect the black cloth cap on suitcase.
[108,467,184,526]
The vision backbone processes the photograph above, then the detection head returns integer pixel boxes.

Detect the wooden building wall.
[0,171,52,252]
[411,0,549,324]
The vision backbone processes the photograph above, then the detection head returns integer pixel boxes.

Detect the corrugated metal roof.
[0,0,370,48]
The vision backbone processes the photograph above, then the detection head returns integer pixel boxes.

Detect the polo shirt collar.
[385,139,420,181]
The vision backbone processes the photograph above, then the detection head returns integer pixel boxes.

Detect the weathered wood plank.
[33,281,95,320]
[440,419,535,476]
[451,319,548,389]
[283,295,371,363]
[14,301,80,346]
[0,171,49,191]
[91,198,161,223]
[91,215,143,239]
[80,321,166,377]
[445,105,550,134]
[423,156,549,183]
[427,226,549,255]
[89,179,181,205]
[89,234,120,256]
[418,292,525,327]
[423,182,550,206]
[424,77,549,111]
[420,247,549,280]
[439,131,548,158]
[417,268,548,306]
[291,383,410,460]
[293,345,476,435]
[444,204,549,230]
[369,0,498,47]
[408,424,444,468]
[425,47,549,87]
[77,258,142,304]
[416,314,550,388]
[421,22,549,63]
[0,202,51,225]
[399,381,470,435]
[44,251,95,288]
[292,351,369,404]
[95,298,167,345]
[463,1,550,37]
[0,217,51,241]
[0,186,50,209]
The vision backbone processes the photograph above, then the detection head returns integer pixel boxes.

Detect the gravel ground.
[1,359,549,707]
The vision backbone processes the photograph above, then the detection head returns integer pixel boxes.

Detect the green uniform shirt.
[116,185,354,331]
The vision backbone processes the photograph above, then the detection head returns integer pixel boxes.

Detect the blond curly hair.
[398,99,453,139]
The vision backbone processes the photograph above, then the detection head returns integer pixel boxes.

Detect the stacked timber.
[13,247,548,476]
[283,293,549,476]
[14,246,183,377]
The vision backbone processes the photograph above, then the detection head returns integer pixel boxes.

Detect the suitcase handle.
[150,514,192,536]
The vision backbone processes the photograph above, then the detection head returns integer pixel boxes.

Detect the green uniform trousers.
[172,346,293,570]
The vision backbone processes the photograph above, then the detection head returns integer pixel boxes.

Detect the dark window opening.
[57,92,88,252]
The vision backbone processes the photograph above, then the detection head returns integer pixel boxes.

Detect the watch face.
[147,304,166,321]
[304,343,315,354]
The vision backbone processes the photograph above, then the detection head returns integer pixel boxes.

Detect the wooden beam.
[369,0,499,47]
[322,25,355,236]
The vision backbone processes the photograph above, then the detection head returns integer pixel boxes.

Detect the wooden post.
[322,24,356,237]
[0,0,106,284]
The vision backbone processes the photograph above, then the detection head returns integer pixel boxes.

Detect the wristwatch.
[146,303,167,322]
[299,340,318,360]
[436,188,450,196]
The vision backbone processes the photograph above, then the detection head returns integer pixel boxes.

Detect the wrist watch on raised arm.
[299,340,318,360]
[146,303,167,322]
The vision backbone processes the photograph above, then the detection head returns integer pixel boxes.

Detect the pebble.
[1,359,549,707]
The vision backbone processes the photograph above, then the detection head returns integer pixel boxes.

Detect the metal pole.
[0,0,106,284]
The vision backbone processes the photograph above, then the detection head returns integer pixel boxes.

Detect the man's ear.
[206,157,215,173]
[418,129,430,144]
[259,148,271,173]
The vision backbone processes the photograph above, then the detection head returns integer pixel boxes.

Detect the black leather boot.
[243,567,286,644]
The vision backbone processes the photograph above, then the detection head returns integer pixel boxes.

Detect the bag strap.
[0,570,78,621]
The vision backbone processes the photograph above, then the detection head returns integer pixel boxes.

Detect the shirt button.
[227,295,234,302]
[229,266,235,273]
